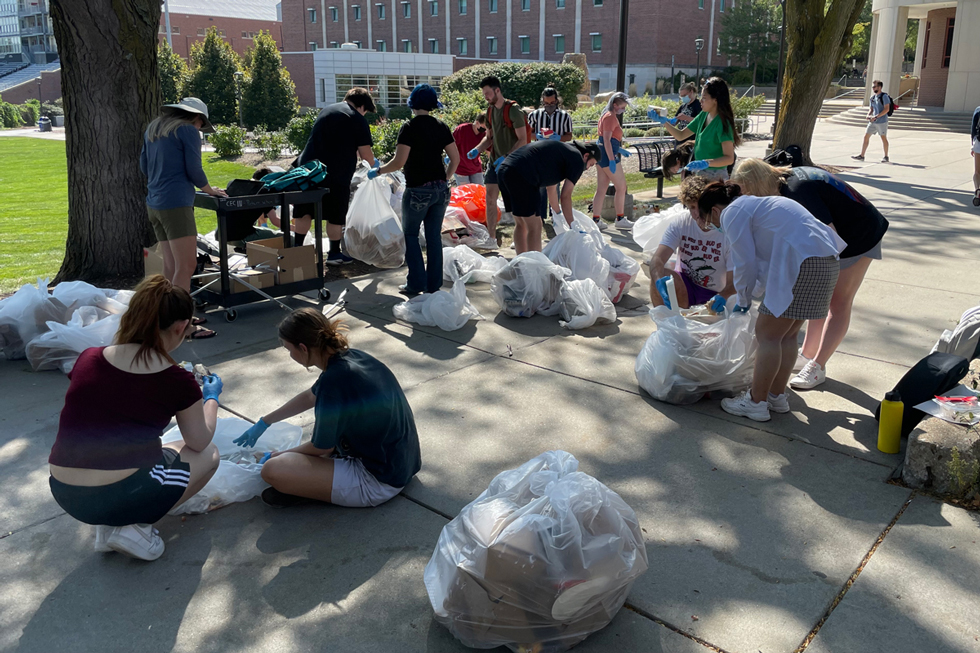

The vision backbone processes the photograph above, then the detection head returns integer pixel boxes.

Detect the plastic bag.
[162,416,303,459]
[424,450,648,653]
[443,246,508,284]
[393,279,483,331]
[543,230,610,291]
[442,207,498,251]
[344,176,405,268]
[491,252,569,318]
[552,209,603,241]
[450,184,488,224]
[635,305,758,405]
[559,279,616,330]
[26,309,121,373]
[631,204,687,253]
[601,245,641,303]
[0,278,51,359]
[51,281,107,312]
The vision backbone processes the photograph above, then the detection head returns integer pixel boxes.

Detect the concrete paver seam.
[793,491,917,652]
[0,512,66,541]
[622,603,733,653]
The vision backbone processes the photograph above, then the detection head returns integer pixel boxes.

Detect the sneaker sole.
[790,378,825,390]
[721,403,771,422]
[107,538,164,561]
[768,404,791,414]
[325,259,354,266]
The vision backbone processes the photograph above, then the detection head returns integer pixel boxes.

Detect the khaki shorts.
[147,205,197,242]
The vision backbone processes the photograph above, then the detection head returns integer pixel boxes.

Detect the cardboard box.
[246,238,316,274]
[198,269,275,294]
[144,244,164,277]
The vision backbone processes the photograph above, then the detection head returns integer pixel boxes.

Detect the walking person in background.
[528,85,574,217]
[852,80,891,163]
[452,114,487,185]
[971,105,980,207]
[591,92,634,231]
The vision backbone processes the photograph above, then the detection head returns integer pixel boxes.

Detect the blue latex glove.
[618,148,631,158]
[647,109,665,121]
[655,276,672,309]
[258,452,272,464]
[547,132,561,140]
[233,418,270,448]
[493,156,506,172]
[443,155,451,166]
[685,159,710,172]
[467,148,480,160]
[709,294,727,313]
[667,117,678,125]
[367,168,380,180]
[201,374,222,403]
[733,304,751,314]
[608,158,617,174]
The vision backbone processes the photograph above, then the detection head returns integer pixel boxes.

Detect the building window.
[242,31,259,39]
[487,36,497,54]
[430,0,439,15]
[218,29,225,36]
[353,5,361,20]
[197,27,206,36]
[377,3,386,18]
[330,6,338,20]
[698,0,703,9]
[330,40,339,47]
[521,0,529,11]
[354,40,362,47]
[594,0,602,5]
[719,0,724,11]
[519,35,530,54]
[942,17,954,68]
[319,78,326,102]
[489,0,497,12]
[590,33,601,51]
[310,41,318,50]
[556,0,564,7]
[402,38,412,52]
[922,21,931,68]
[459,0,467,14]
[430,38,439,53]
[308,7,317,22]
[402,1,411,17]
[554,34,564,53]
[377,39,387,50]
[456,37,467,54]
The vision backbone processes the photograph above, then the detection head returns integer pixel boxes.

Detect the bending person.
[233,308,421,508]
[696,183,845,422]
[47,275,222,561]
[497,140,601,253]
[591,92,634,231]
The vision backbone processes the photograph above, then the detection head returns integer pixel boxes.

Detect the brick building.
[159,0,284,59]
[280,0,735,94]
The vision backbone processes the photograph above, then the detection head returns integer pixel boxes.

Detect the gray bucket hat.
[162,97,215,133]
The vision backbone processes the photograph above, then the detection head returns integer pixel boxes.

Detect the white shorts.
[331,457,403,508]
[866,121,888,136]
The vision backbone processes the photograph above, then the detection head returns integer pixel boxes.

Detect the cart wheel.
[318,288,331,302]
[224,309,237,322]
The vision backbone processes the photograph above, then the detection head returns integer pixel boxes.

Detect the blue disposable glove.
[547,132,561,140]
[667,117,678,125]
[467,148,480,160]
[709,294,727,314]
[647,109,664,121]
[443,155,451,166]
[618,148,631,158]
[258,452,272,464]
[655,276,672,309]
[733,304,751,314]
[493,156,506,172]
[685,159,710,172]
[367,168,379,180]
[233,418,270,448]
[201,374,222,403]
[608,158,617,174]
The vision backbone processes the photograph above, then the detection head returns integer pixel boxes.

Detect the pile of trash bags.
[393,279,483,331]
[162,417,303,515]
[424,450,648,653]
[546,210,641,303]
[0,278,133,373]
[635,304,758,404]
[491,252,568,319]
[443,245,508,284]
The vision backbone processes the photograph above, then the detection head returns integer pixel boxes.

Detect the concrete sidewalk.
[1,121,978,653]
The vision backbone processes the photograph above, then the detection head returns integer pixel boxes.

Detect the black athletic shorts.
[497,166,541,218]
[294,182,350,227]
[49,448,191,527]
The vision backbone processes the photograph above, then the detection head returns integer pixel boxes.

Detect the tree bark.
[773,0,866,164]
[50,0,160,288]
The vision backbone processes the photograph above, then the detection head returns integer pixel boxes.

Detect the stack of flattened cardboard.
[247,237,317,285]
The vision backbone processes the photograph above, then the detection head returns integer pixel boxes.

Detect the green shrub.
[365,106,386,125]
[433,89,486,131]
[0,94,22,128]
[19,100,39,125]
[732,94,766,121]
[184,27,243,125]
[386,106,412,121]
[253,127,288,159]
[210,124,247,157]
[441,62,586,109]
[370,119,406,161]
[623,127,645,138]
[285,109,318,152]
[730,69,754,86]
[570,94,679,125]
[158,40,189,105]
[40,99,63,118]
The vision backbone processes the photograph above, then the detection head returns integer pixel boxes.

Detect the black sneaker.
[261,487,318,508]
[851,154,864,161]
[398,284,423,297]
[881,156,889,163]
[326,251,354,266]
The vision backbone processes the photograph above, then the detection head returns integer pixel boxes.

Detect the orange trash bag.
[450,184,487,224]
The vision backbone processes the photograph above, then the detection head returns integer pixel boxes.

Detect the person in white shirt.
[696,182,846,422]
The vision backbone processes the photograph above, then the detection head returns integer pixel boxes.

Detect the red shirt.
[452,123,485,176]
[49,347,202,470]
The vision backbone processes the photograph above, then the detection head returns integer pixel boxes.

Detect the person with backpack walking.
[971,105,980,207]
[591,92,635,231]
[852,80,891,163]
[466,76,529,245]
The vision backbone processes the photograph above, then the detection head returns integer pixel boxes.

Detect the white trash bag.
[631,203,687,253]
[552,209,603,239]
[393,279,483,331]
[26,309,121,373]
[344,176,405,268]
[491,252,568,318]
[635,305,758,405]
[424,450,648,653]
[543,230,610,290]
[443,245,508,284]
[0,278,53,359]
[559,279,616,330]
[601,245,641,303]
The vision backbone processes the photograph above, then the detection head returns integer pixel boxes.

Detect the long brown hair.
[697,181,743,217]
[702,77,742,147]
[278,307,350,358]
[115,275,194,366]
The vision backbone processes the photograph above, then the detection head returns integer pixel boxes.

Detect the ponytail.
[697,181,742,217]
[278,307,349,359]
[115,274,194,366]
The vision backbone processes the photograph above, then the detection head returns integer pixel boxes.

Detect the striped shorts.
[49,449,191,527]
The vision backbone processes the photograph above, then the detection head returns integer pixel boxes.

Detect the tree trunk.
[773,0,865,164]
[50,0,161,288]
[752,61,758,86]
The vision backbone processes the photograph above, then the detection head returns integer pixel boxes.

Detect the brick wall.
[158,14,283,59]
[917,7,955,107]
[2,68,61,104]
[282,52,317,107]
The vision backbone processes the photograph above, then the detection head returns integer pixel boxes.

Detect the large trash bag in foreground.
[344,176,405,268]
[424,450,648,652]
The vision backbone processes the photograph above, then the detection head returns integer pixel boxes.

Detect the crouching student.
[48,275,222,561]
[233,308,421,507]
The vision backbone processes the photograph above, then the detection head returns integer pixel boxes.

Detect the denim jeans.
[401,182,450,293]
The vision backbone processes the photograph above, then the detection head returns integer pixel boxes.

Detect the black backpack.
[874,352,970,439]
[764,145,803,167]
[883,92,898,116]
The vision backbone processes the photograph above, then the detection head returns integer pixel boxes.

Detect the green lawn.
[0,138,254,294]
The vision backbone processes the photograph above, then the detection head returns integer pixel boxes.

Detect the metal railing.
[17,0,46,16]
[829,86,865,101]
[740,85,756,98]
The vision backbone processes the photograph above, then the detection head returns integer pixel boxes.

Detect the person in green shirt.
[655,77,740,181]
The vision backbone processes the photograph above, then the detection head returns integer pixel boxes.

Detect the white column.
[864,11,880,105]
[707,0,716,66]
[506,0,512,58]
[944,1,980,112]
[321,0,328,47]
[343,0,350,41]
[538,0,545,60]
[392,0,398,46]
[574,0,581,54]
[446,0,452,54]
[418,0,423,48]
[475,0,481,57]
[368,0,373,45]
[869,5,908,107]
[911,17,926,78]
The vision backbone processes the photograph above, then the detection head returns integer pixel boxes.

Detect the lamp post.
[615,0,630,94]
[695,38,705,92]
[772,0,786,136]
[233,71,244,128]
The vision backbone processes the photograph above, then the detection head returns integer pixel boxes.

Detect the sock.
[616,214,624,220]
[592,215,601,223]
[329,239,341,254]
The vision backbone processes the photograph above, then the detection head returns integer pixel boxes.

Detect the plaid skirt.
[760,255,840,320]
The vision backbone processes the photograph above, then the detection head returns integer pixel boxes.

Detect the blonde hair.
[115,275,194,366]
[146,109,197,142]
[730,158,790,197]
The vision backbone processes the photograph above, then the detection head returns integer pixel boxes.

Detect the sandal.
[186,326,217,340]
[192,316,208,326]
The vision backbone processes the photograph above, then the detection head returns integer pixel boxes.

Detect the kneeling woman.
[234,308,421,507]
[697,183,846,422]
[48,275,222,561]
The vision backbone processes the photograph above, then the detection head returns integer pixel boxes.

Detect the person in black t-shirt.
[372,84,460,295]
[496,140,601,253]
[731,158,888,390]
[297,88,378,265]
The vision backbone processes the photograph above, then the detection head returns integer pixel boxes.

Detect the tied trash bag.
[26,308,121,373]
[450,184,489,224]
[553,209,603,239]
[344,176,405,268]
[443,245,507,284]
[635,305,758,405]
[441,207,498,251]
[631,204,687,253]
[0,278,52,359]
[601,245,641,303]
[424,450,648,653]
[559,279,616,330]
[393,279,483,331]
[543,230,610,291]
[491,252,568,318]
[162,417,303,514]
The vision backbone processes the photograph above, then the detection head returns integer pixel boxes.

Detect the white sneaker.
[106,524,165,561]
[791,360,826,390]
[767,392,791,414]
[793,350,812,373]
[94,525,112,553]
[721,390,771,422]
[594,218,609,231]
[614,217,634,229]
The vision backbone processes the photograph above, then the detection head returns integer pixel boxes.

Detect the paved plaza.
[1,121,979,653]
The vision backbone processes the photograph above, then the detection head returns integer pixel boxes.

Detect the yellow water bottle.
[877,391,903,454]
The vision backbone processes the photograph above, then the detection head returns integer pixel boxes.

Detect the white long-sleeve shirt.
[721,195,847,318]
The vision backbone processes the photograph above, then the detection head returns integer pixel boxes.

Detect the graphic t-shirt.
[488,101,527,159]
[660,213,730,291]
[396,115,455,187]
[687,111,734,170]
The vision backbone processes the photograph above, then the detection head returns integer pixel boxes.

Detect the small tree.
[719,0,782,86]
[183,27,241,125]
[240,32,298,130]
[157,39,188,104]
